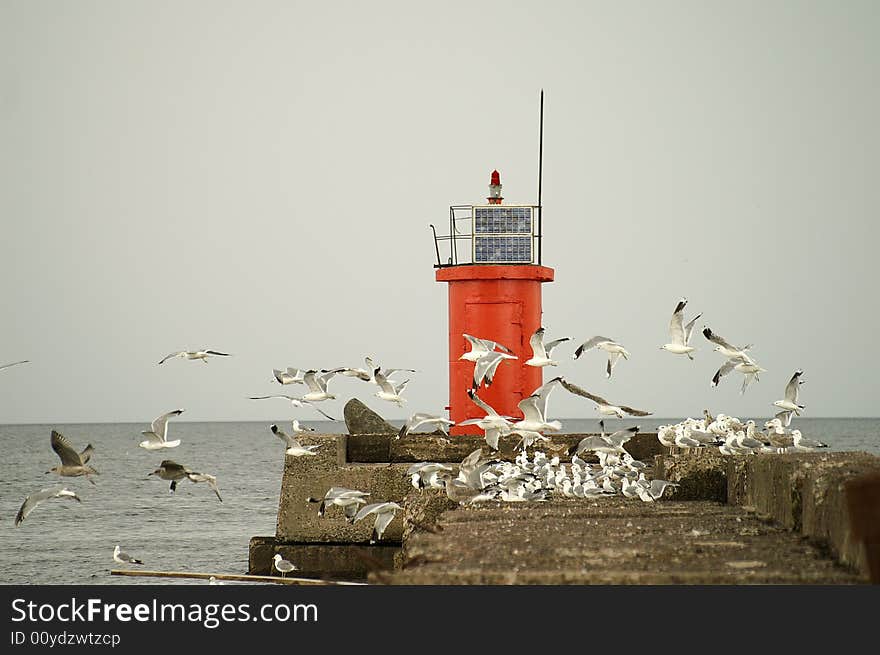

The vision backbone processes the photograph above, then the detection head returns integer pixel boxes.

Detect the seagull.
[272,553,298,578]
[373,369,409,407]
[139,409,184,450]
[512,394,562,434]
[791,430,828,451]
[460,334,514,363]
[710,354,766,394]
[299,369,342,402]
[248,395,337,420]
[185,472,223,502]
[661,298,702,359]
[113,545,143,565]
[157,350,230,365]
[398,413,455,439]
[559,378,652,418]
[273,367,306,385]
[269,424,320,456]
[353,502,402,543]
[773,369,806,415]
[291,419,315,434]
[306,487,370,522]
[702,327,752,359]
[14,487,81,527]
[472,350,517,389]
[47,431,98,484]
[458,389,514,450]
[147,460,222,501]
[525,328,570,367]
[0,360,29,372]
[406,462,453,489]
[572,337,630,378]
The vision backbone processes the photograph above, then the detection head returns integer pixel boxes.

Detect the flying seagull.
[661,298,701,359]
[460,334,514,362]
[572,337,630,379]
[525,327,570,367]
[248,395,337,420]
[353,502,402,543]
[158,350,230,365]
[373,369,409,407]
[139,409,184,450]
[113,545,144,565]
[710,354,766,394]
[14,487,81,527]
[269,424,321,456]
[306,487,370,522]
[398,413,455,439]
[273,367,306,385]
[472,350,517,389]
[47,431,98,484]
[702,327,752,359]
[457,389,514,451]
[559,378,652,418]
[773,369,806,415]
[147,460,222,501]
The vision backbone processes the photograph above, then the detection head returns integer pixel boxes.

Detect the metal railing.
[430,205,542,268]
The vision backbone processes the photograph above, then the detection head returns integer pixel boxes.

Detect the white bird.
[398,413,455,439]
[273,367,306,385]
[572,337,630,378]
[157,349,230,365]
[460,334,514,363]
[248,395,337,420]
[661,298,702,359]
[0,360,29,372]
[291,419,315,434]
[512,394,562,434]
[773,369,806,415]
[525,327,570,367]
[472,350,518,389]
[272,553,298,578]
[306,487,370,522]
[138,409,184,450]
[702,327,752,359]
[406,462,453,489]
[791,429,828,451]
[353,501,402,543]
[559,378,652,418]
[711,353,766,394]
[458,389,514,450]
[373,369,409,407]
[185,472,223,502]
[14,487,81,527]
[113,544,143,565]
[269,424,321,456]
[301,369,340,402]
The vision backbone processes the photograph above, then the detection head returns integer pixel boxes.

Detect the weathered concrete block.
[654,451,729,502]
[248,536,396,580]
[344,398,398,435]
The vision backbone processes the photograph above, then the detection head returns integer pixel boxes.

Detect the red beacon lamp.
[430,170,554,436]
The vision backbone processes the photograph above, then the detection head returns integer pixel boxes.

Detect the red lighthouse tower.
[432,171,554,435]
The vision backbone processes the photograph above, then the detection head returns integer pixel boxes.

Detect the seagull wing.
[711,358,740,387]
[684,314,703,345]
[607,352,622,378]
[157,352,184,365]
[518,395,545,423]
[702,327,736,351]
[668,299,687,345]
[150,409,183,442]
[353,502,386,523]
[393,379,410,395]
[529,328,548,359]
[204,350,229,357]
[15,488,80,527]
[472,354,494,388]
[302,370,324,393]
[784,370,802,403]
[0,360,29,371]
[468,389,501,417]
[302,401,338,421]
[532,376,562,418]
[373,370,396,395]
[463,334,489,355]
[249,395,295,401]
[544,337,570,357]
[559,379,608,406]
[618,404,653,417]
[79,444,95,464]
[51,430,84,466]
[573,337,614,360]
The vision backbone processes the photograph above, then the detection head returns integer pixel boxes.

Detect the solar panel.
[472,206,534,263]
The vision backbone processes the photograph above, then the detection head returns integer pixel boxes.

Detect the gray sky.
[1,1,878,423]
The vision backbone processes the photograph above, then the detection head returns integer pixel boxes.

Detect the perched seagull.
[47,431,98,484]
[139,409,184,450]
[273,367,306,385]
[248,395,337,420]
[373,369,409,407]
[702,327,752,359]
[572,337,630,379]
[353,502,402,543]
[269,424,321,456]
[791,430,828,451]
[525,328,570,367]
[460,334,514,362]
[472,350,517,389]
[773,369,806,415]
[291,419,315,434]
[272,553,298,578]
[559,378,652,418]
[661,298,702,360]
[157,349,230,365]
[14,487,81,527]
[398,413,455,439]
[0,360,29,372]
[113,545,143,565]
[306,487,370,522]
[458,389,514,450]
